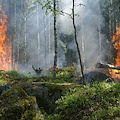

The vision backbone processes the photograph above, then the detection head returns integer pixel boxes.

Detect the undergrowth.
[47,82,120,120]
[0,67,120,120]
[0,70,25,85]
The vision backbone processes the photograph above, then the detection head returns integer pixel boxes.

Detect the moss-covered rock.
[0,86,44,120]
[14,82,79,114]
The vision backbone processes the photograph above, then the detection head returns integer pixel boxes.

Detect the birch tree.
[72,0,85,85]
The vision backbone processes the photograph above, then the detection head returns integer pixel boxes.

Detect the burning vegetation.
[109,23,120,79]
[0,5,12,71]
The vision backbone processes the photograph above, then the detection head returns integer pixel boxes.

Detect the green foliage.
[0,70,25,85]
[48,66,76,83]
[0,78,7,85]
[37,0,53,14]
[49,83,120,120]
[3,70,24,79]
[58,40,67,53]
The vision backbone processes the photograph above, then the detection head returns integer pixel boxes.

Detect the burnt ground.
[85,68,120,83]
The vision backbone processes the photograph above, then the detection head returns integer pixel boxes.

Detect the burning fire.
[109,23,120,79]
[112,23,120,66]
[0,5,12,70]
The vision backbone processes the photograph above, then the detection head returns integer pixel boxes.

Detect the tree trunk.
[72,0,85,85]
[44,11,47,68]
[108,0,112,64]
[8,0,13,70]
[53,0,58,80]
[24,1,27,66]
[98,4,102,62]
[13,0,17,70]
[48,19,51,53]
[80,17,85,67]
[37,2,40,66]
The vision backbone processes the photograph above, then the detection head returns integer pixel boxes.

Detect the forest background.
[0,0,120,74]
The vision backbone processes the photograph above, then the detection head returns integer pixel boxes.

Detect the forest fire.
[109,23,120,79]
[0,5,12,70]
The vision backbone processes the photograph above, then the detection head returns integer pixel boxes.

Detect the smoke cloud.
[58,0,105,69]
[1,0,105,74]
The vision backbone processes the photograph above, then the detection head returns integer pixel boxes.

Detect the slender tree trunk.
[13,0,16,70]
[72,0,85,85]
[80,17,85,67]
[108,0,112,64]
[11,1,14,69]
[98,4,102,62]
[24,1,27,66]
[48,19,51,53]
[44,11,47,68]
[37,2,40,66]
[8,0,13,70]
[0,0,2,5]
[53,0,58,80]
[17,0,23,69]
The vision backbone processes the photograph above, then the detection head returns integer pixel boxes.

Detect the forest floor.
[0,67,120,120]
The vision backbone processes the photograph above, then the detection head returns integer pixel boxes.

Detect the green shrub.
[49,83,120,120]
[3,70,24,79]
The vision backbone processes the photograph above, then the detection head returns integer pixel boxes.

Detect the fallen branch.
[32,65,43,74]
[96,63,120,70]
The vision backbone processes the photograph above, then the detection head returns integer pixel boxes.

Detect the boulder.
[0,86,44,120]
[21,83,63,114]
[77,71,114,84]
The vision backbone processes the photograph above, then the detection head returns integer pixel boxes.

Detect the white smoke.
[2,0,105,75]
[58,0,105,68]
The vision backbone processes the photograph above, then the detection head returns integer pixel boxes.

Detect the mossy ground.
[0,66,77,85]
[0,67,120,120]
[0,86,44,120]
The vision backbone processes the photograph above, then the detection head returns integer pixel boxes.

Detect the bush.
[49,83,120,120]
[3,70,24,79]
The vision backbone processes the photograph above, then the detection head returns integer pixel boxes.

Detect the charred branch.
[32,65,43,75]
[96,63,120,70]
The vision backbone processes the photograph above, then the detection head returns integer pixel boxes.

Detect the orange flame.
[0,5,12,70]
[109,23,120,79]
[109,69,120,79]
[56,65,59,69]
[112,23,120,66]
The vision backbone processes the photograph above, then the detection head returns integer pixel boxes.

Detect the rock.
[77,71,114,84]
[0,86,44,120]
[23,83,62,114]
[0,84,12,95]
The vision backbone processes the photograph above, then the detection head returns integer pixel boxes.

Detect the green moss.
[46,84,63,94]
[0,86,40,120]
[0,77,7,85]
[21,110,36,120]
